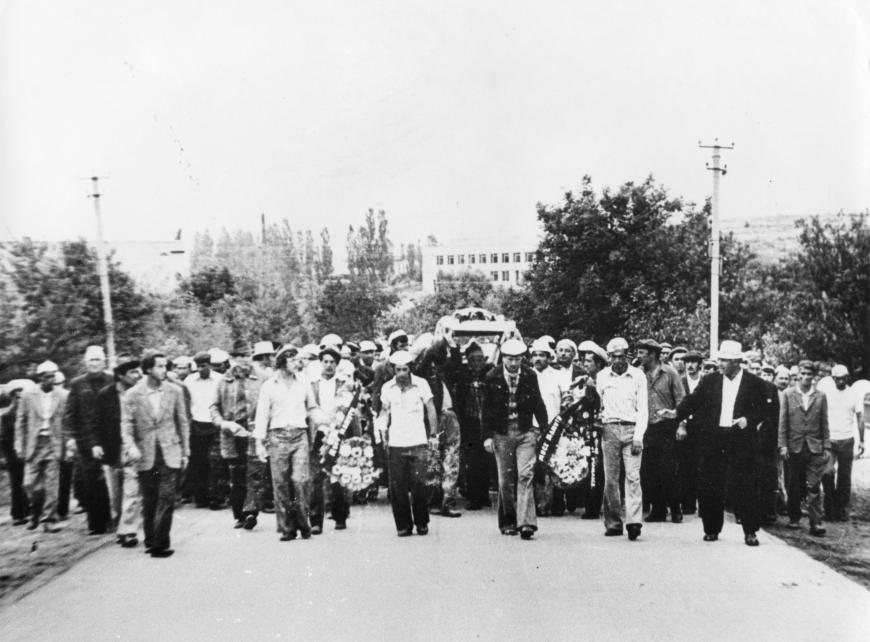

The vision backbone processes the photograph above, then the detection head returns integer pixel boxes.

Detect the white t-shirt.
[825,384,861,441]
[184,373,220,423]
[535,367,563,428]
[380,375,433,448]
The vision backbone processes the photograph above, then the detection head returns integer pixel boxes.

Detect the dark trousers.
[226,436,253,521]
[677,432,699,513]
[582,450,604,517]
[56,458,74,518]
[1,443,29,520]
[757,439,779,521]
[388,445,429,532]
[460,432,490,506]
[787,446,825,525]
[243,456,268,513]
[80,456,112,532]
[187,422,217,506]
[823,438,854,520]
[697,426,760,536]
[138,449,180,551]
[310,458,350,527]
[642,421,681,517]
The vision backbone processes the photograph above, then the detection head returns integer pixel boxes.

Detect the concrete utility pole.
[698,139,734,359]
[88,176,117,367]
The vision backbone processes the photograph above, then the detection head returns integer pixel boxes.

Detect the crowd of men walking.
[1,324,867,556]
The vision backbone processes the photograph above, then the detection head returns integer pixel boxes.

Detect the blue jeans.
[493,428,538,531]
[602,423,642,530]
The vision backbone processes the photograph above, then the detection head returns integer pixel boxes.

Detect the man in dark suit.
[122,352,190,558]
[778,360,829,536]
[482,339,548,540]
[675,340,772,546]
[676,350,704,515]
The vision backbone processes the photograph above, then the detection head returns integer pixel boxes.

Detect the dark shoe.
[580,513,600,520]
[88,528,107,536]
[243,515,257,530]
[397,528,413,537]
[233,519,245,529]
[417,526,428,536]
[627,524,641,541]
[551,510,564,518]
[299,529,312,540]
[466,502,482,511]
[280,532,297,541]
[311,524,323,535]
[501,527,518,536]
[334,521,347,530]
[809,525,826,537]
[26,519,39,531]
[13,517,29,526]
[671,513,683,524]
[121,536,139,548]
[440,507,461,518]
[150,548,175,558]
[644,513,666,523]
[703,533,719,542]
[520,527,534,540]
[744,534,759,547]
[604,527,623,537]
[787,520,800,530]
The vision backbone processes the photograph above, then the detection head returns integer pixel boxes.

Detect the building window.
[491,253,498,264]
[491,271,498,281]
[447,255,454,265]
[515,271,521,283]
[458,254,465,264]
[525,252,534,262]
[436,255,444,266]
[502,253,510,263]
[513,252,521,262]
[479,254,487,264]
[469,254,476,264]
[502,271,509,281]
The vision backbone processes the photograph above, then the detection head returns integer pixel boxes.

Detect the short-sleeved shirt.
[381,375,432,447]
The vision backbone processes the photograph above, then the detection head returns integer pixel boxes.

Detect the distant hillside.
[722,213,842,263]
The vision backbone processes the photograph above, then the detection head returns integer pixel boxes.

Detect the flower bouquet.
[328,435,381,492]
[425,435,443,488]
[548,431,590,488]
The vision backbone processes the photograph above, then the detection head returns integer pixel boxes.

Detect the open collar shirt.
[596,365,649,441]
[718,369,744,427]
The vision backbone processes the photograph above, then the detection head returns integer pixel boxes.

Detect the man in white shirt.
[597,337,648,541]
[183,352,222,508]
[530,337,563,517]
[821,365,864,521]
[254,345,316,541]
[377,351,438,537]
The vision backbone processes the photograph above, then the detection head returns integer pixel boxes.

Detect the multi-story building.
[420,236,537,293]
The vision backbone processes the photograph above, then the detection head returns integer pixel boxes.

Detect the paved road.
[2,501,870,641]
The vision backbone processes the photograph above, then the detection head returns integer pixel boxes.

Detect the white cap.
[53,371,66,384]
[252,341,275,358]
[717,340,743,361]
[578,340,608,363]
[173,355,192,368]
[831,364,849,378]
[605,337,629,354]
[300,344,320,359]
[319,333,343,349]
[530,338,554,357]
[388,329,408,347]
[84,345,106,361]
[556,338,577,354]
[359,340,377,353]
[500,338,527,357]
[36,361,58,375]
[209,348,230,365]
[389,350,413,366]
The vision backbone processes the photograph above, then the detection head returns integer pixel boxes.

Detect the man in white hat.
[819,364,863,521]
[597,338,648,541]
[482,338,548,540]
[377,350,439,536]
[15,361,68,532]
[65,345,114,535]
[677,340,771,546]
[253,345,316,541]
[370,329,409,415]
[529,337,562,517]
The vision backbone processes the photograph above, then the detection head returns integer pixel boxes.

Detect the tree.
[347,208,394,282]
[503,175,753,348]
[181,266,237,309]
[316,227,334,282]
[314,277,398,340]
[0,238,152,379]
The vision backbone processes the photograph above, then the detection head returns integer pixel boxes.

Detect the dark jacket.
[93,382,124,467]
[778,387,829,454]
[482,366,548,441]
[676,371,771,441]
[66,371,114,455]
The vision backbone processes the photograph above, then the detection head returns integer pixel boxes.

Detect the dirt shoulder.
[763,457,870,590]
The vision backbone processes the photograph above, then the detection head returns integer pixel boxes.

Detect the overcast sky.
[1,1,868,259]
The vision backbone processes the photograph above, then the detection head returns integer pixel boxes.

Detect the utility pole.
[698,139,734,359]
[88,176,117,367]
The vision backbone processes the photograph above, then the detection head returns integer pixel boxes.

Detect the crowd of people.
[1,323,867,557]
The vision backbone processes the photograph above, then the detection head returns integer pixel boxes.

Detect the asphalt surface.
[2,499,869,641]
